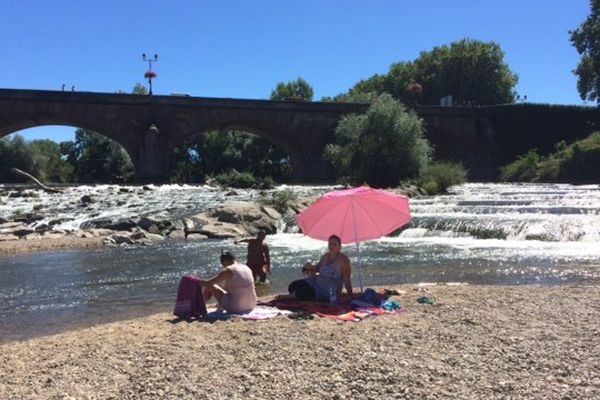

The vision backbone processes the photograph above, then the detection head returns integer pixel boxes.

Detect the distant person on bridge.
[236,230,271,284]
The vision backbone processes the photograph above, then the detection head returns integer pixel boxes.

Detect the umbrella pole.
[351,197,364,292]
[355,240,364,293]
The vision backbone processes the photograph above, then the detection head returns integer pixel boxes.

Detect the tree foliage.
[170,130,292,184]
[343,39,518,106]
[500,132,600,183]
[325,94,432,187]
[570,0,600,103]
[270,78,314,101]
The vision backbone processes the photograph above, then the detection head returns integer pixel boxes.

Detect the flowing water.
[1,183,599,342]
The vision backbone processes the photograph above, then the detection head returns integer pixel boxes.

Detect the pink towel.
[173,275,207,319]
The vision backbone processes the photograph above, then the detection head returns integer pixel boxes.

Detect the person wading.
[236,230,271,283]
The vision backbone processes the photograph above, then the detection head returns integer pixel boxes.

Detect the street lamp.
[142,53,158,95]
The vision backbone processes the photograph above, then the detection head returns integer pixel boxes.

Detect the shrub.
[214,170,257,188]
[499,149,541,182]
[500,132,600,183]
[260,188,299,213]
[325,94,432,187]
[418,162,468,194]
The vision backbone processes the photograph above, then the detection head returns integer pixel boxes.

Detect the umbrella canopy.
[296,186,412,292]
[296,186,412,244]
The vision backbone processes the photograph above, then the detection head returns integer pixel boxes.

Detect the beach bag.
[173,275,207,319]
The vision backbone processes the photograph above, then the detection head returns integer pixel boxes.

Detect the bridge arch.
[1,124,136,183]
[172,123,307,182]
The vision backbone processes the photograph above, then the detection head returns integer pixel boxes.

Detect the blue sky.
[0,0,590,142]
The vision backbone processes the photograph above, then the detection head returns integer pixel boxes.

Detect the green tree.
[71,129,134,183]
[132,82,149,95]
[270,78,314,101]
[325,94,432,187]
[0,135,34,182]
[570,0,600,103]
[348,39,518,105]
[28,139,74,182]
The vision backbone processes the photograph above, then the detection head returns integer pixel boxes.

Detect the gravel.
[1,284,599,399]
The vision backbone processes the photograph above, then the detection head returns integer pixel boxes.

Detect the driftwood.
[11,168,62,193]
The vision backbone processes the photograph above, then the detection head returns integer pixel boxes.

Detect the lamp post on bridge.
[142,53,158,95]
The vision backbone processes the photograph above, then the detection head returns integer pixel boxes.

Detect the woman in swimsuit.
[287,235,353,302]
[198,251,257,313]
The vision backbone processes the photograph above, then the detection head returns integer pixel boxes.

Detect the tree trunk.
[11,168,62,193]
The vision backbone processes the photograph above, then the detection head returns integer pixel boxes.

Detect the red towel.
[173,275,207,319]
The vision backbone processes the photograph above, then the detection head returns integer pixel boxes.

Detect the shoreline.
[2,283,599,399]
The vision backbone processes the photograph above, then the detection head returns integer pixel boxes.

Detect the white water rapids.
[1,182,599,342]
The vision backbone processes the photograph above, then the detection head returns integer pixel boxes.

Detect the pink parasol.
[296,186,412,291]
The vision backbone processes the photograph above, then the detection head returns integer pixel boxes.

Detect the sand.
[1,283,600,400]
[0,236,105,256]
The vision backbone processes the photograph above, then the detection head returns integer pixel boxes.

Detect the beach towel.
[203,306,291,321]
[173,275,207,319]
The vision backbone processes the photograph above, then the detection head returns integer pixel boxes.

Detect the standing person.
[236,230,271,283]
[198,250,257,313]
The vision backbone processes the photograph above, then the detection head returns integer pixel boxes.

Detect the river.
[1,183,599,343]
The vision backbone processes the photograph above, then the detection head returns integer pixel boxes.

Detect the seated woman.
[199,250,257,313]
[287,235,353,302]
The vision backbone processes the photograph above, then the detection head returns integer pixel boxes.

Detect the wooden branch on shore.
[11,168,63,194]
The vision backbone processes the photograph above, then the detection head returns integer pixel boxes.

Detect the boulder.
[260,205,282,220]
[137,217,160,234]
[225,190,239,196]
[33,204,45,211]
[1,226,35,237]
[130,231,147,241]
[144,233,165,242]
[186,233,208,241]
[0,222,23,230]
[119,188,132,193]
[14,213,44,224]
[0,217,8,224]
[49,218,73,227]
[34,223,51,233]
[0,234,20,242]
[168,229,186,239]
[107,219,137,231]
[209,202,264,224]
[81,195,93,204]
[112,235,134,245]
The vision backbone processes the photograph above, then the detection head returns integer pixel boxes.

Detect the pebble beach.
[1,283,599,399]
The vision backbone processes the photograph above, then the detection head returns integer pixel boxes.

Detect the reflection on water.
[1,182,600,342]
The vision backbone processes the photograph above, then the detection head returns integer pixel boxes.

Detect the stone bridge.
[1,89,598,182]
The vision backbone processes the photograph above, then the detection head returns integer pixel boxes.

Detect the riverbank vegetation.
[500,132,600,183]
[325,94,467,192]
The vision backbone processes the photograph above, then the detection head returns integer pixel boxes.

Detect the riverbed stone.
[0,234,19,241]
[107,219,137,231]
[186,233,208,241]
[260,205,282,220]
[168,229,186,239]
[80,218,112,230]
[112,235,134,245]
[144,233,165,242]
[137,217,160,234]
[81,195,93,204]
